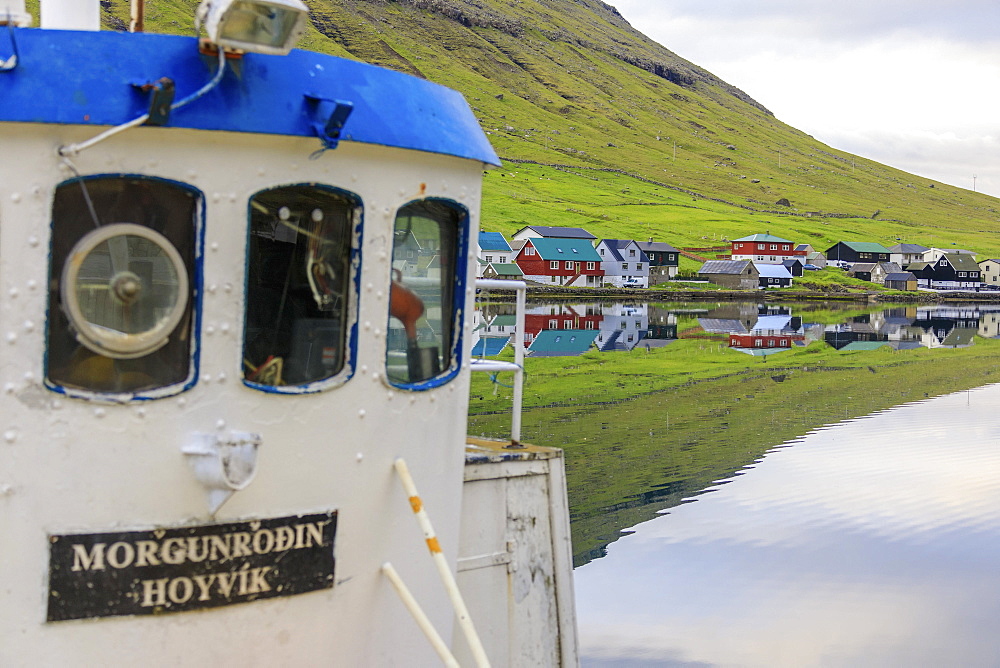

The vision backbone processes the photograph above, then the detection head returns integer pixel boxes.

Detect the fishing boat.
[0,2,577,664]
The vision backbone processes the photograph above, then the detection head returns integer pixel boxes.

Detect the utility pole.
[973,175,978,192]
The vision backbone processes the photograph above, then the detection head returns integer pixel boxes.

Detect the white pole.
[381,562,460,668]
[473,279,526,446]
[393,458,491,668]
[511,282,525,444]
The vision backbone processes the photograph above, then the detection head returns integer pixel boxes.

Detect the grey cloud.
[632,0,1000,45]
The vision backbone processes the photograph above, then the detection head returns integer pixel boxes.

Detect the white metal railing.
[470,279,525,445]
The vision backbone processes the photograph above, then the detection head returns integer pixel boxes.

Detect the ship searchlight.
[196,0,308,56]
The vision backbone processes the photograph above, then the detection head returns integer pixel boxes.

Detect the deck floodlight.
[197,0,308,56]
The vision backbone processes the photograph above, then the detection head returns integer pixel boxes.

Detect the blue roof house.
[477,231,513,277]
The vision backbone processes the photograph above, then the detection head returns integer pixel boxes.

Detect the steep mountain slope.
[90,0,1000,255]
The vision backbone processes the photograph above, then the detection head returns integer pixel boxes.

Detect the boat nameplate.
[46,511,337,622]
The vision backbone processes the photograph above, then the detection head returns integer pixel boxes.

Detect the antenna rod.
[131,0,145,32]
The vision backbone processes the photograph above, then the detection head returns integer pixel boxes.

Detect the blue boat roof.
[0,28,500,166]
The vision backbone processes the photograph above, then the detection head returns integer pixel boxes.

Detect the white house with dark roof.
[511,225,596,242]
[924,247,976,263]
[888,243,929,266]
[595,239,649,287]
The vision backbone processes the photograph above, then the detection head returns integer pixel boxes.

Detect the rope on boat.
[393,457,491,668]
[381,562,460,668]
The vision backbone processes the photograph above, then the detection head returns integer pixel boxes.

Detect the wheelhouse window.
[46,176,200,398]
[386,199,466,387]
[243,185,360,390]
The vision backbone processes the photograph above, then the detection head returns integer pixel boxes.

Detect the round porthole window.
[61,223,189,359]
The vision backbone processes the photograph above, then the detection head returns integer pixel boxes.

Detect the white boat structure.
[0,2,577,664]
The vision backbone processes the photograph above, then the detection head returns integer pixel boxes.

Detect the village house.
[795,244,827,268]
[825,241,891,268]
[730,233,806,264]
[781,258,805,277]
[924,247,977,263]
[476,231,514,278]
[636,239,680,284]
[476,232,523,278]
[907,253,982,289]
[514,237,603,287]
[888,243,929,267]
[756,263,793,288]
[595,239,649,287]
[698,259,759,290]
[979,258,1000,287]
[884,272,918,291]
[482,261,524,281]
[848,262,901,285]
[511,225,596,242]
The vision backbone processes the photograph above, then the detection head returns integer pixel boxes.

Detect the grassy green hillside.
[80,0,1000,255]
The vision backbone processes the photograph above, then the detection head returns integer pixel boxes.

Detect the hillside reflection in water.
[470,299,1000,665]
[575,384,1000,666]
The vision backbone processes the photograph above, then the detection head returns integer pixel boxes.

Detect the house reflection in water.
[523,303,602,356]
[471,302,685,357]
[471,301,1000,360]
[825,306,986,350]
[699,304,822,357]
[596,304,647,352]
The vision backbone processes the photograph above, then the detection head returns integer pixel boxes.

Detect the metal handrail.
[471,279,525,446]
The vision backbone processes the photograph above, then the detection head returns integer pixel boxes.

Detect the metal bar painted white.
[393,458,491,668]
[456,551,512,573]
[40,0,99,30]
[472,279,526,444]
[381,562,460,668]
[512,282,526,444]
[468,360,520,373]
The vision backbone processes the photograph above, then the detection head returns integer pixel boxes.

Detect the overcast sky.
[610,1,1000,198]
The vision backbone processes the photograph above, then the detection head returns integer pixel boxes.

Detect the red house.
[514,238,604,287]
[731,233,807,264]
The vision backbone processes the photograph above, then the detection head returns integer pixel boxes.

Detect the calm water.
[575,385,1000,666]
[471,300,1000,666]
